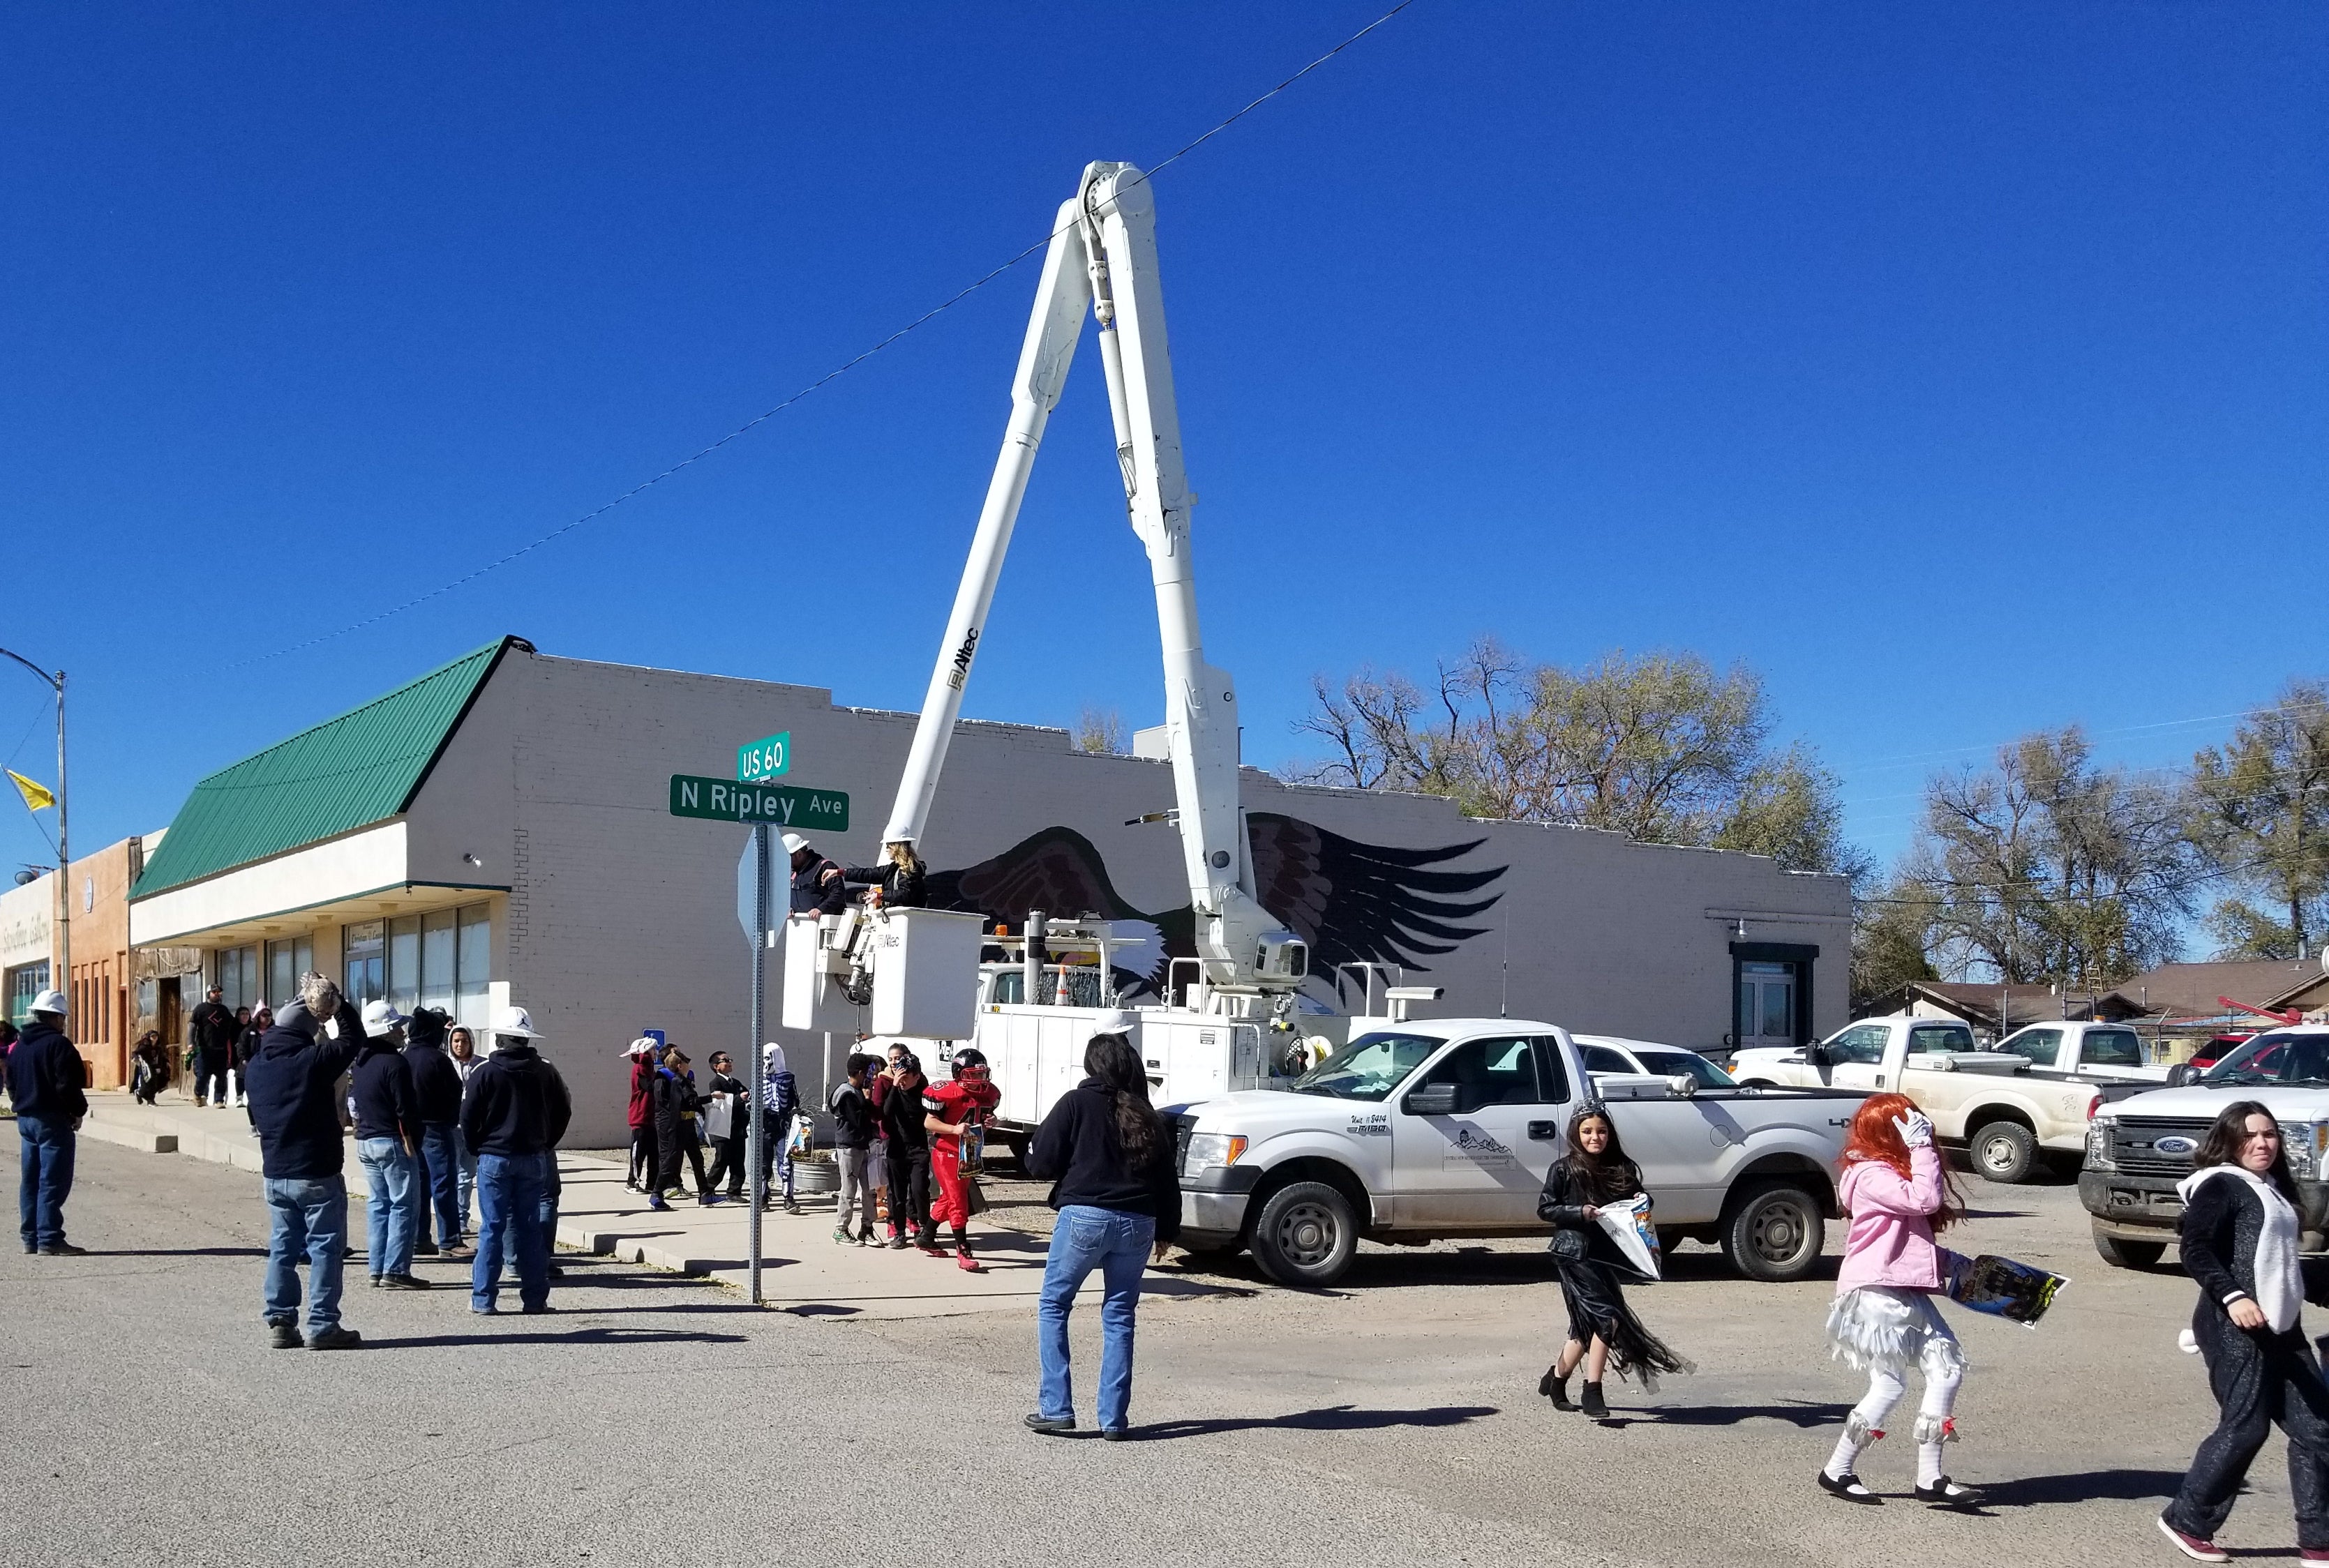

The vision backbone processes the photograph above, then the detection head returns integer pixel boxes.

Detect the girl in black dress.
[1536,1103,1691,1419]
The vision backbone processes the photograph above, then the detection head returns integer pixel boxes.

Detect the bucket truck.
[781,161,1314,1135]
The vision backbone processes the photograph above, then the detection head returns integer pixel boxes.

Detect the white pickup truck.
[1728,1014,2104,1184]
[1171,1018,1866,1289]
[1991,1020,2169,1083]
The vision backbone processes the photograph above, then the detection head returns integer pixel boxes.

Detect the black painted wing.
[1247,812,1507,993]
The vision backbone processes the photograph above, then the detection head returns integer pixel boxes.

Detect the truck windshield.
[1636,1050,1736,1089]
[1291,1032,1444,1101]
[2203,1033,2329,1087]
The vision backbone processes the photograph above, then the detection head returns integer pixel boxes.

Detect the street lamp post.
[0,647,66,1009]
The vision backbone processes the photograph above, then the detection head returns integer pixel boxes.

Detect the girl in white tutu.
[1818,1090,1977,1507]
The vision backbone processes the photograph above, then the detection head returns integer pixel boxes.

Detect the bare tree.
[2189,678,2329,959]
[1074,707,1128,756]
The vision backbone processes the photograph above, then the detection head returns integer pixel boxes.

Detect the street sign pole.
[747,821,770,1304]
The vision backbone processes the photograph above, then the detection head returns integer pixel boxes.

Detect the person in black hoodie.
[350,1000,428,1291]
[10,990,89,1256]
[829,1053,878,1245]
[781,833,848,916]
[188,983,236,1107]
[878,1053,933,1249]
[246,974,366,1349]
[402,1007,468,1258]
[1021,1017,1179,1439]
[459,1004,571,1314]
[650,1045,715,1208]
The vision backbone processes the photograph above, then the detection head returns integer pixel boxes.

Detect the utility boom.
[880,161,1303,1010]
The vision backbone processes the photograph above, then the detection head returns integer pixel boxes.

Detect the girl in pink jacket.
[1818,1091,1977,1507]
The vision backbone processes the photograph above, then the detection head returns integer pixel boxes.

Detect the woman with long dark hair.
[1021,1015,1180,1439]
[1818,1091,1977,1507]
[2159,1100,2329,1562]
[1536,1103,1691,1419]
[878,1052,934,1249]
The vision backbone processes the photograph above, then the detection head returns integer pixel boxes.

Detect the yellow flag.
[7,769,54,812]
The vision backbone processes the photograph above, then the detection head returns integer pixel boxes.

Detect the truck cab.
[1991,1020,2169,1083]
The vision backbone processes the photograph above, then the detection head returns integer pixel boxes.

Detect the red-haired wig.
[1841,1091,1962,1232]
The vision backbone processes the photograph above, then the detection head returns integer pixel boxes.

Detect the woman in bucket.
[1536,1103,1691,1419]
[2158,1101,2329,1564]
[1022,1015,1179,1439]
[1818,1092,1977,1507]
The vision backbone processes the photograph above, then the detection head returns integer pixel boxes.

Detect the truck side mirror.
[1806,1044,1834,1069]
[2167,1063,2199,1088]
[1402,1083,1459,1117]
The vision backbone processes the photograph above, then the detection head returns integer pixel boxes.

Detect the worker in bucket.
[922,1046,1001,1272]
[782,834,848,917]
[844,840,927,909]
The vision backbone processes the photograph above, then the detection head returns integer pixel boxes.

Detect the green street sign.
[736,731,791,783]
[669,773,847,830]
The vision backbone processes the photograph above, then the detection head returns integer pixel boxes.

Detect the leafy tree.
[1851,875,1941,1010]
[2189,678,2329,959]
[1074,707,1128,756]
[1292,642,1862,877]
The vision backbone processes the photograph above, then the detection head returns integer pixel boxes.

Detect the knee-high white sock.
[1826,1366,1905,1479]
[1912,1355,1963,1486]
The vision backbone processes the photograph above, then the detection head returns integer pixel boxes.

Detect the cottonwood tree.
[1851,874,1941,1010]
[1291,641,1864,877]
[1074,707,1128,756]
[1906,728,2192,988]
[2189,678,2329,960]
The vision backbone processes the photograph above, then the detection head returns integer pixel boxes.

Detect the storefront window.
[419,910,456,1013]
[265,936,315,1012]
[343,921,386,1005]
[7,962,53,1027]
[456,903,491,1029]
[216,946,259,1013]
[388,915,421,1013]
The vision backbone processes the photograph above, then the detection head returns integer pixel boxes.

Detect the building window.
[419,910,456,1013]
[388,915,421,1013]
[265,936,315,1012]
[7,962,52,1027]
[343,921,386,1005]
[216,945,259,1013]
[455,903,491,1029]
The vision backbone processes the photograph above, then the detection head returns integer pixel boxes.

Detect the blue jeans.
[355,1136,419,1278]
[472,1152,548,1311]
[17,1114,76,1251]
[1037,1205,1155,1431]
[417,1123,463,1246]
[262,1175,347,1334]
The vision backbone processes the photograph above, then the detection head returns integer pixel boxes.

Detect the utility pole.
[1,648,66,1004]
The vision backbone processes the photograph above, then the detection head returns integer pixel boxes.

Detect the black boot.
[1538,1366,1577,1410]
[1580,1381,1608,1419]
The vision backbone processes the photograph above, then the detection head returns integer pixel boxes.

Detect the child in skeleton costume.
[1536,1103,1691,1419]
[1819,1092,1977,1507]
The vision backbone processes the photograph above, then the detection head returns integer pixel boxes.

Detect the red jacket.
[628,1059,656,1130]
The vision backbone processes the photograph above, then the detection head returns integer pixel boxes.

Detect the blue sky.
[3,3,2322,900]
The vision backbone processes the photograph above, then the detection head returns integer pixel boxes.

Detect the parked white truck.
[1991,1020,2170,1083]
[1727,1014,2104,1183]
[1171,1018,1866,1289]
[2082,1023,2329,1268]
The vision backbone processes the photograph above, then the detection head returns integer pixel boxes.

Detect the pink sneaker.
[2156,1515,2228,1564]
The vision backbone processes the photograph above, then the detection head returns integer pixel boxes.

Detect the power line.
[227,1,1421,671]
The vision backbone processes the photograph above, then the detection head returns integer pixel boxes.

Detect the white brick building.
[130,637,1850,1147]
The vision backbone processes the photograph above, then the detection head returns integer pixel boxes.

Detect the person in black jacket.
[234,1008,269,1123]
[878,1053,933,1249]
[781,833,848,916]
[189,984,237,1107]
[10,990,89,1256]
[829,1054,879,1245]
[402,1007,468,1258]
[650,1045,716,1208]
[844,841,927,909]
[459,1005,571,1314]
[1535,1104,1689,1419]
[1021,1017,1179,1440]
[246,974,366,1349]
[350,1000,428,1291]
[2162,1099,2329,1561]
[701,1051,750,1200]
[131,1030,172,1106]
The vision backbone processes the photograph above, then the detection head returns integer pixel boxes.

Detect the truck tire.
[1721,1180,1824,1283]
[1970,1120,2039,1184]
[2092,1226,2166,1270]
[1249,1181,1358,1290]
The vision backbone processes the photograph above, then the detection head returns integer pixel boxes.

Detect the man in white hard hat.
[9,988,89,1256]
[350,1000,428,1290]
[458,1004,570,1314]
[783,833,848,917]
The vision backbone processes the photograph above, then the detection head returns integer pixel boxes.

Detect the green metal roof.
[132,637,521,900]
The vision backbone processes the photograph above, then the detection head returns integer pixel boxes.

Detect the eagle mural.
[923,813,1508,1005]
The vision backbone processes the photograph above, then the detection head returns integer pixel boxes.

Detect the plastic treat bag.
[1946,1253,2067,1325]
[1595,1193,1663,1281]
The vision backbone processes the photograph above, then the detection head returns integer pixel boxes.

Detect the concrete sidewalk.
[79,1092,1234,1321]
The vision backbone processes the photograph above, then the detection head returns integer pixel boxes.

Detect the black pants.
[629,1125,658,1189]
[2169,1306,2329,1548]
[657,1124,710,1196]
[886,1147,932,1238]
[195,1052,231,1103]
[705,1132,749,1197]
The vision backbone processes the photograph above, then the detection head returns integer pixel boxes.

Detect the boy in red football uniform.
[923,1047,1000,1272]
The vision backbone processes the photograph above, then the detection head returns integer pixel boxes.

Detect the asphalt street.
[1,1125,2292,1567]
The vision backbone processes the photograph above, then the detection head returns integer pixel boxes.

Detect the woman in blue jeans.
[1022,1016,1180,1440]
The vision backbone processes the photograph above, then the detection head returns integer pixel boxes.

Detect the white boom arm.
[881,162,1301,1005]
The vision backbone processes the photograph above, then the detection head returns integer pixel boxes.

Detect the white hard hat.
[30,988,67,1018]
[1089,1009,1139,1041]
[779,834,809,855]
[492,1004,544,1040]
[361,999,408,1038]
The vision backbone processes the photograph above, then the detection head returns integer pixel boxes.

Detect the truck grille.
[2110,1116,2212,1177]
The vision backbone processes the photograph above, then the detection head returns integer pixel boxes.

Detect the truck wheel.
[1249,1181,1358,1290]
[1721,1181,1824,1283]
[1970,1120,2039,1184]
[2092,1226,2166,1270]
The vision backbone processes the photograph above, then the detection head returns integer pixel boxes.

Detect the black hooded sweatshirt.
[403,1036,463,1124]
[1024,1077,1181,1243]
[246,1002,363,1181]
[6,1018,89,1121]
[460,1043,573,1159]
[350,1039,422,1144]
